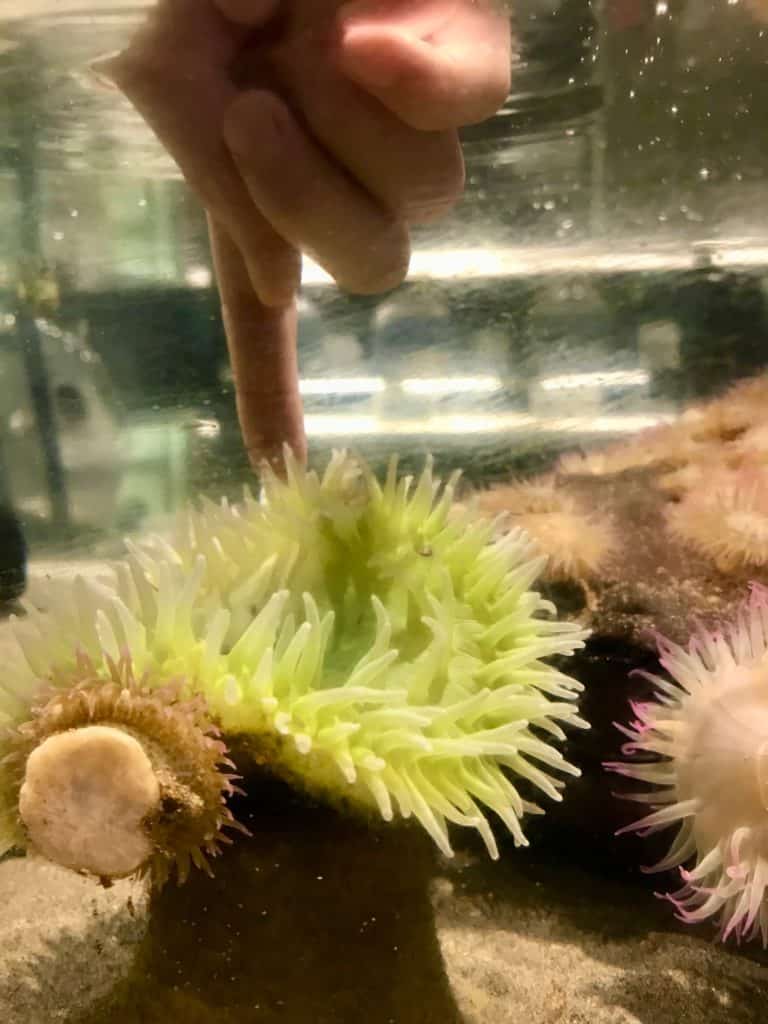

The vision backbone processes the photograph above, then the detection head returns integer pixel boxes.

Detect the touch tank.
[0,2,767,1022]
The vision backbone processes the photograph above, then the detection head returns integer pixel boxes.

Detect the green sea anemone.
[0,452,588,882]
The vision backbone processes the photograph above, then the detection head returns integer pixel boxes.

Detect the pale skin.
[100,0,512,468]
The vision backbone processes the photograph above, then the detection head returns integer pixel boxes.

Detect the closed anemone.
[0,654,243,885]
[1,452,588,875]
[607,584,768,944]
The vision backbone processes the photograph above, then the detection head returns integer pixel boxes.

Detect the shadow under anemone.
[82,770,463,1024]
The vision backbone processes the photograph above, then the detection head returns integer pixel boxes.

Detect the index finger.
[208,218,307,472]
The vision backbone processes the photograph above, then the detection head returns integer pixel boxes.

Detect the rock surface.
[556,467,753,647]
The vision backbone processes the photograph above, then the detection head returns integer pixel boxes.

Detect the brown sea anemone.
[556,416,707,479]
[691,375,768,444]
[556,447,641,478]
[607,585,768,944]
[734,423,768,462]
[477,479,615,583]
[666,471,768,573]
[1,653,244,886]
[558,373,768,485]
[656,462,709,500]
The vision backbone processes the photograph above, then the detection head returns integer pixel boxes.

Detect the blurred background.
[0,0,767,598]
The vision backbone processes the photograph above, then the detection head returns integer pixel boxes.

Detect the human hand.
[745,0,768,23]
[219,0,511,292]
[99,0,511,466]
[104,0,510,301]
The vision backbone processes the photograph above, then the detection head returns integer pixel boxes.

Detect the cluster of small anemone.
[474,477,616,586]
[555,373,768,575]
[0,452,588,885]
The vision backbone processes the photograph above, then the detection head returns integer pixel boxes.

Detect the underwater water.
[1,1,768,1021]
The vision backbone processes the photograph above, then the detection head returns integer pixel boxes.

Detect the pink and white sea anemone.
[607,585,768,944]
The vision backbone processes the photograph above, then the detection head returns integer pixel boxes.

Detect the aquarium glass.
[0,2,766,1022]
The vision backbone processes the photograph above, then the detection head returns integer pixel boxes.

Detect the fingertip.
[90,47,151,98]
[340,244,411,295]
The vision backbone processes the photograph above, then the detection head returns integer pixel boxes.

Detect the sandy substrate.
[0,857,148,1024]
[0,567,147,1023]
[434,857,768,1024]
[1,849,766,1023]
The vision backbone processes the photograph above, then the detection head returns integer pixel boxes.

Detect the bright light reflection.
[545,414,675,433]
[715,245,768,268]
[539,370,650,391]
[193,418,221,439]
[400,376,503,396]
[301,244,696,286]
[434,414,535,434]
[299,377,386,396]
[185,265,213,289]
[304,412,673,438]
